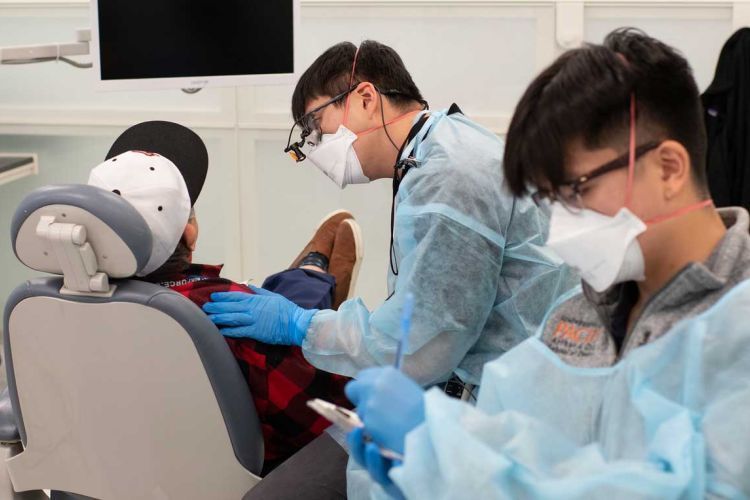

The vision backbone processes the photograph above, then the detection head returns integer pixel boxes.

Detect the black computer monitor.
[92,0,298,90]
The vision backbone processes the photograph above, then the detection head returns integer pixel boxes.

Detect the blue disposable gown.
[301,109,577,386]
[383,281,750,499]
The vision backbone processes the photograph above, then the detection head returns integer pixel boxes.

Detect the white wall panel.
[241,4,555,134]
[584,4,733,91]
[189,129,244,280]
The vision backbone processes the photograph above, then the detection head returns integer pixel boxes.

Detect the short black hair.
[503,28,708,197]
[291,40,425,121]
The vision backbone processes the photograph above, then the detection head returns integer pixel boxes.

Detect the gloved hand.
[347,428,405,500]
[202,286,318,346]
[346,367,425,499]
[346,366,426,455]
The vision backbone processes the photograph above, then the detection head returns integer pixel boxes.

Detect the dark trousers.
[262,268,335,310]
[243,433,347,500]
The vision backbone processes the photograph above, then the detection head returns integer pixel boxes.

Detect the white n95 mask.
[306,125,370,189]
[546,203,647,292]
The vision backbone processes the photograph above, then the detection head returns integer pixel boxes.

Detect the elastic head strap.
[356,110,421,138]
[343,44,361,126]
[645,199,714,225]
[625,92,637,208]
[624,92,715,225]
[342,43,420,138]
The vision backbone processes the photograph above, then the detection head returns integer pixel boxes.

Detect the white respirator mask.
[543,92,713,292]
[546,205,646,292]
[303,44,420,189]
[306,125,370,189]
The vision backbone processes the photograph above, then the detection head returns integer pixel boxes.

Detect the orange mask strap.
[343,45,361,126]
[625,94,714,224]
[645,199,714,225]
[624,93,637,209]
[342,43,421,138]
[355,110,422,138]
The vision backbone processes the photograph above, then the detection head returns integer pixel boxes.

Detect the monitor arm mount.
[1,26,202,94]
[0,28,91,68]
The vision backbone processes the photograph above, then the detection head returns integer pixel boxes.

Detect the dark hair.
[143,208,196,281]
[291,40,425,121]
[503,28,708,197]
[143,239,191,281]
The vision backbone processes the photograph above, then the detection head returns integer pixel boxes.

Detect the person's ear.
[355,82,379,121]
[186,234,197,252]
[654,140,690,201]
[183,220,198,252]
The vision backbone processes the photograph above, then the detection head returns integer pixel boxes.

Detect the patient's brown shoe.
[330,219,364,309]
[289,209,353,270]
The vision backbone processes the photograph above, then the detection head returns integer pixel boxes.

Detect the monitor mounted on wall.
[91,0,299,91]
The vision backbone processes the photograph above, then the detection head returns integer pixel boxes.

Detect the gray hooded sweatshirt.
[540,207,750,367]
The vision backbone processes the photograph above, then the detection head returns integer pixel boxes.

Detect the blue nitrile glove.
[348,427,405,500]
[202,286,317,346]
[345,366,426,455]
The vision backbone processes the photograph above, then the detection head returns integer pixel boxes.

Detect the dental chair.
[1,184,263,499]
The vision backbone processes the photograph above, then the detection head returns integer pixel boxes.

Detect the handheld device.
[306,294,417,462]
[306,398,362,433]
[306,399,403,461]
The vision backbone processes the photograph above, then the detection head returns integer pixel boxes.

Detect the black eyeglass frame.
[284,84,359,162]
[531,140,662,210]
[283,83,429,162]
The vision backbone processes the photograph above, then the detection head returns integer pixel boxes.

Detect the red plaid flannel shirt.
[142,263,352,466]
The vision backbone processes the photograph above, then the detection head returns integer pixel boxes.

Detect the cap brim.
[106,121,208,206]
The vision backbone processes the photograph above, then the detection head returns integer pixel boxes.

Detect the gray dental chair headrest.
[11,184,152,279]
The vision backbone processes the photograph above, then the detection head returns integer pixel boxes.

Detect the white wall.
[0,0,747,311]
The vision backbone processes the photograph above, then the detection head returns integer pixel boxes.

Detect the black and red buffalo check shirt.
[142,263,352,469]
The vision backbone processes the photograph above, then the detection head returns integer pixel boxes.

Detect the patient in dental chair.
[142,208,357,474]
[89,121,361,474]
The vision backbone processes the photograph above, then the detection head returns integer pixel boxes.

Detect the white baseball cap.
[88,150,191,277]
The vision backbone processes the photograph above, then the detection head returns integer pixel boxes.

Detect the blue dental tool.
[394,293,415,370]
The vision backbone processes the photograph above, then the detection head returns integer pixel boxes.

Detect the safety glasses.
[284,83,428,163]
[531,141,661,212]
[284,84,359,162]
